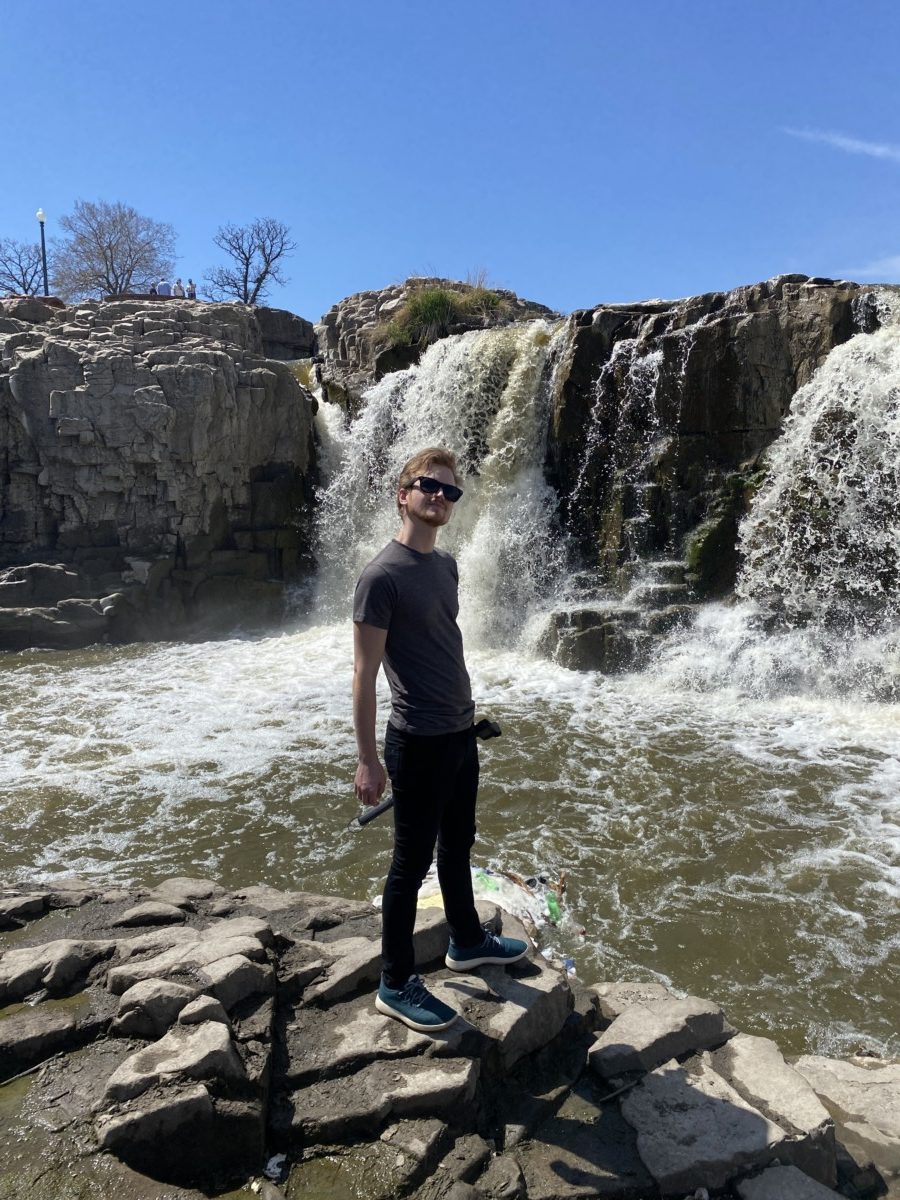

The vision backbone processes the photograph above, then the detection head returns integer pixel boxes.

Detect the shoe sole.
[444,946,530,971]
[375,994,457,1032]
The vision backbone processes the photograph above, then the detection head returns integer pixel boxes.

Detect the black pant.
[381,724,484,988]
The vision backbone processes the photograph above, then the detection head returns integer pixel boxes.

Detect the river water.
[1,318,898,1062]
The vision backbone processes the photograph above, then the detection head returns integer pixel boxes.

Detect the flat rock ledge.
[0,880,895,1200]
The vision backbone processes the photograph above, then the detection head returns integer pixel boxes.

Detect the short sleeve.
[353,564,396,629]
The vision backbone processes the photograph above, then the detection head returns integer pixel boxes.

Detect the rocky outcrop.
[0,878,894,1199]
[538,276,883,671]
[315,277,557,405]
[547,276,877,591]
[0,297,317,649]
[254,305,317,360]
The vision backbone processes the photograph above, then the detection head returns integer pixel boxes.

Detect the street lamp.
[35,208,49,297]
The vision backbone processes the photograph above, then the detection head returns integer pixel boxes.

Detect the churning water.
[1,316,898,1060]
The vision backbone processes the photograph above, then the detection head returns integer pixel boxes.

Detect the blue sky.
[4,0,900,321]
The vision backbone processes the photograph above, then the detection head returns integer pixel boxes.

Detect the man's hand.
[353,621,389,809]
[355,758,387,807]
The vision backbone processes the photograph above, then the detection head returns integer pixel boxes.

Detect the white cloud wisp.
[783,127,900,163]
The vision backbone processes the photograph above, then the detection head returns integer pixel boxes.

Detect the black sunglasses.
[410,475,464,503]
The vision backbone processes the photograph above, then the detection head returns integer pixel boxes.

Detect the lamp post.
[35,208,49,297]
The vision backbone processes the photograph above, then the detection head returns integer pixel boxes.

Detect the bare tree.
[0,238,44,296]
[205,218,295,305]
[51,199,176,300]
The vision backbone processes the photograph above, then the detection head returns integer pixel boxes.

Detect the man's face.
[399,464,458,528]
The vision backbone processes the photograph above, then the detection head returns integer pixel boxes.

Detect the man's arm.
[353,621,388,806]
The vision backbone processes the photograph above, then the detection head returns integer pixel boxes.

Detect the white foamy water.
[1,314,899,1059]
[739,322,900,630]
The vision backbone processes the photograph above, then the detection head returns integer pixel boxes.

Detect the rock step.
[281,951,571,1091]
[645,559,688,584]
[2,875,894,1199]
[629,582,691,609]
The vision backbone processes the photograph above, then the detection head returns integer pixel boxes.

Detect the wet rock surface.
[0,879,896,1199]
[544,276,882,665]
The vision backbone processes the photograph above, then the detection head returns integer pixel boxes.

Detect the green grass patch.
[374,281,512,352]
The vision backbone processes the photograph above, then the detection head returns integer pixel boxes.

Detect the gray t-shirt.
[353,539,474,735]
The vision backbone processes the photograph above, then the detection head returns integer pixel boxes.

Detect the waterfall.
[650,295,900,701]
[312,320,569,649]
[737,323,900,631]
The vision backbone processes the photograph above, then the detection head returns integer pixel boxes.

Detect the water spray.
[353,718,502,827]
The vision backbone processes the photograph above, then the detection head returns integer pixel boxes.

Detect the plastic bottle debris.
[563,957,576,975]
[474,868,500,892]
[545,891,561,922]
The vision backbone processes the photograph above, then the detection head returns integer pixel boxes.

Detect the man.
[157,278,172,297]
[353,446,528,1033]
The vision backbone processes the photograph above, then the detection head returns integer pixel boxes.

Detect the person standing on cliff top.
[353,446,528,1032]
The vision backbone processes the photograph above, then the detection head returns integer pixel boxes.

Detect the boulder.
[794,1055,900,1173]
[0,891,47,928]
[105,933,267,994]
[589,980,674,1022]
[148,876,225,908]
[281,990,442,1085]
[736,1164,846,1199]
[430,957,572,1071]
[278,1056,480,1144]
[112,901,186,927]
[0,937,114,1002]
[708,1034,835,1184]
[103,1020,247,1103]
[300,935,381,1006]
[0,1004,77,1078]
[588,994,734,1079]
[111,978,198,1039]
[178,995,229,1026]
[200,954,274,1011]
[620,1056,788,1195]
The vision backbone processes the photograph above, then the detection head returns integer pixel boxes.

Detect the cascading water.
[651,297,900,701]
[738,325,900,629]
[313,320,569,649]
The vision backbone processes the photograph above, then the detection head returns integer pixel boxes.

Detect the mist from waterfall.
[312,320,569,650]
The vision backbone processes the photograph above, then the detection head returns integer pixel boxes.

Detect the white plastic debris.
[263,1153,286,1180]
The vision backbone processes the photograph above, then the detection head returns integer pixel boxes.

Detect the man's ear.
[397,487,410,515]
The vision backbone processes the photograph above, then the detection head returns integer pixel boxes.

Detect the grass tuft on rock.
[375,281,513,352]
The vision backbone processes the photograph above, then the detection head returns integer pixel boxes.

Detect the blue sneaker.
[375,974,458,1032]
[445,928,529,971]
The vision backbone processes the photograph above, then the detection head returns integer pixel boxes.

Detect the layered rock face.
[541,276,879,670]
[548,276,874,588]
[0,298,317,649]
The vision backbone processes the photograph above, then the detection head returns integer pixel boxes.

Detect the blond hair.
[396,447,460,514]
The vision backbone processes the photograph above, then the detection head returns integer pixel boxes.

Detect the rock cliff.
[540,276,882,670]
[548,275,875,585]
[0,276,887,659]
[0,298,317,649]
